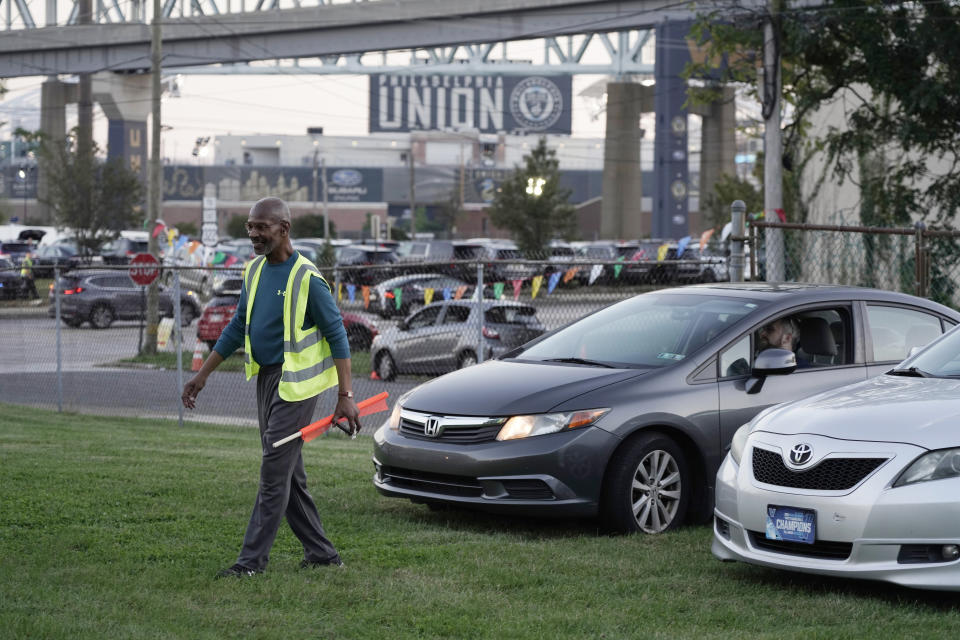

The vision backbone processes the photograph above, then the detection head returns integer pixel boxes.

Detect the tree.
[292,213,338,239]
[686,1,960,226]
[487,137,577,255]
[22,128,142,255]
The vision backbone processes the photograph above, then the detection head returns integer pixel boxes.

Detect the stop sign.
[129,253,160,286]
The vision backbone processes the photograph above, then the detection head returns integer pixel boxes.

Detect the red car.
[196,291,379,351]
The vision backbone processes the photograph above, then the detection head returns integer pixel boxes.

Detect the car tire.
[347,325,372,351]
[375,351,397,381]
[89,303,114,330]
[457,350,477,369]
[600,431,690,534]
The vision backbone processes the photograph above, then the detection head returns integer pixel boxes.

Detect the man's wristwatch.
[338,390,353,398]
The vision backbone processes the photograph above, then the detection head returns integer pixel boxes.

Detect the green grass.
[3,404,960,639]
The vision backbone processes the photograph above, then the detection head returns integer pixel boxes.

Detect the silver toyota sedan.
[714,324,960,591]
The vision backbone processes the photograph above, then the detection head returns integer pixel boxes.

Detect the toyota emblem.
[423,417,442,438]
[789,443,813,466]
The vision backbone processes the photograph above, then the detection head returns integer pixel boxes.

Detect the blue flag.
[677,235,692,258]
[442,287,451,301]
[346,284,356,302]
[547,271,561,294]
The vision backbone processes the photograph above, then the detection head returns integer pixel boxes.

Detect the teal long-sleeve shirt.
[213,252,350,365]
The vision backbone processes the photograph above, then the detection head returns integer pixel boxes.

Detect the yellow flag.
[424,288,434,306]
[657,244,669,261]
[338,283,343,301]
[531,275,543,299]
[166,228,177,247]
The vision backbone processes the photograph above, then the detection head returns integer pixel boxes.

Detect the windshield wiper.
[888,366,933,378]
[544,357,615,368]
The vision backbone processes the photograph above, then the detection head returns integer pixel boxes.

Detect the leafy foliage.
[687,1,960,224]
[292,213,339,239]
[21,127,142,256]
[487,137,577,254]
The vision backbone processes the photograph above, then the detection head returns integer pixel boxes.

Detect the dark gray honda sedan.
[373,284,960,533]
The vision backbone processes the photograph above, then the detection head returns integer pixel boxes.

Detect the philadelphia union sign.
[369,74,572,134]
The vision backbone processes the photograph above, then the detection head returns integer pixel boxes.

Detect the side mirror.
[746,348,797,395]
[907,345,924,359]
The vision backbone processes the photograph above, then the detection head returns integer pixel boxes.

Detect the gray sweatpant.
[236,364,340,571]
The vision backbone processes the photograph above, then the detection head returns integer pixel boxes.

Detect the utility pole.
[322,155,329,241]
[407,147,416,238]
[144,0,162,354]
[763,0,785,282]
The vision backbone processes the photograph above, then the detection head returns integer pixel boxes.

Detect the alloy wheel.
[631,449,682,534]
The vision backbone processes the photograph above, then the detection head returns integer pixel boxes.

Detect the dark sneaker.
[216,563,262,579]
[300,557,344,569]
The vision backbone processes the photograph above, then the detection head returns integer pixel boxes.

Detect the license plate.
[765,505,816,544]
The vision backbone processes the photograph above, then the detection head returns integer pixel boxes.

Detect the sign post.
[129,253,160,354]
[202,183,218,247]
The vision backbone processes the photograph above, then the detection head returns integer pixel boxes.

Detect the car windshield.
[518,293,763,368]
[895,327,960,377]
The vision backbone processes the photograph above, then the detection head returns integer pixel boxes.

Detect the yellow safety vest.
[20,255,32,278]
[242,254,337,402]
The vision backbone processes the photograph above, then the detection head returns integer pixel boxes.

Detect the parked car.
[371,300,545,380]
[373,273,472,318]
[196,287,379,352]
[48,270,201,329]
[0,241,34,266]
[334,244,398,286]
[713,322,960,591]
[663,244,729,284]
[32,243,85,278]
[372,284,960,534]
[0,257,25,299]
[617,239,671,284]
[100,232,150,265]
[572,241,619,285]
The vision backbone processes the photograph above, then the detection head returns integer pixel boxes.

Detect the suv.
[333,245,398,286]
[100,234,150,265]
[48,270,202,329]
[0,241,34,266]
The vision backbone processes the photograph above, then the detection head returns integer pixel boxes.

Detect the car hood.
[402,359,645,416]
[755,374,960,450]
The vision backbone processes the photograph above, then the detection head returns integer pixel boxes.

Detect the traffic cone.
[191,340,208,372]
[370,370,379,380]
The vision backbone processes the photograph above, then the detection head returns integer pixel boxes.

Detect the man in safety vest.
[182,196,360,578]
[20,251,38,299]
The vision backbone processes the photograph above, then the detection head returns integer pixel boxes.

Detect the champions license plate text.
[765,505,816,544]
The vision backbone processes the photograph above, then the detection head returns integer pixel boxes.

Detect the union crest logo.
[510,77,563,130]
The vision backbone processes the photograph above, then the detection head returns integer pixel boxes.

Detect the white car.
[713,326,960,591]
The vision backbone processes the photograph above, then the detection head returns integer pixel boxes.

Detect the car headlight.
[894,448,960,487]
[729,423,751,465]
[387,390,414,431]
[496,409,609,441]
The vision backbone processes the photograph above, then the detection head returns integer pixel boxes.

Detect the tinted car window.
[209,294,239,307]
[485,305,538,324]
[453,245,485,260]
[407,306,442,330]
[444,305,471,323]
[521,293,762,368]
[867,304,944,362]
[494,249,523,260]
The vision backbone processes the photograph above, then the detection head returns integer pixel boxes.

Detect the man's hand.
[182,374,207,409]
[332,396,361,436]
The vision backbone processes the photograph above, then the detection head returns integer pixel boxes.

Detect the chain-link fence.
[748,221,960,307]
[1,255,718,425]
[5,222,958,425]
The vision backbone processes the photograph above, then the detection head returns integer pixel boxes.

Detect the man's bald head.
[250,197,291,224]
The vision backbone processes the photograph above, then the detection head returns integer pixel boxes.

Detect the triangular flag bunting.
[511,280,523,300]
[588,264,603,285]
[424,288,434,306]
[442,287,452,301]
[393,288,402,310]
[346,284,356,302]
[547,272,561,294]
[563,267,579,284]
[454,285,467,300]
[531,275,543,299]
[493,282,505,299]
[362,286,370,309]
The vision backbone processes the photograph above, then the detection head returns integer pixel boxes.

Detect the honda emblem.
[423,417,442,438]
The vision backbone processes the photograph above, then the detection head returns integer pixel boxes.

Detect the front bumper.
[372,421,621,517]
[712,433,960,591]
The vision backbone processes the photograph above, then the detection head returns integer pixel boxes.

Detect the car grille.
[752,447,886,490]
[747,531,852,560]
[399,415,504,444]
[379,466,483,497]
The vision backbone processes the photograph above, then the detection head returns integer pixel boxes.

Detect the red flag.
[151,222,165,238]
[272,392,390,448]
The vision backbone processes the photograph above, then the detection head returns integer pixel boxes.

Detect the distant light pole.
[17,165,28,224]
[307,127,328,242]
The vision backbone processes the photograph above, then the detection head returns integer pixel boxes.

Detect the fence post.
[174,269,184,427]
[730,200,746,282]
[914,222,927,298]
[476,261,484,364]
[54,265,63,413]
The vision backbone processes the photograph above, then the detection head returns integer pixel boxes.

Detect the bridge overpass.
[0,0,734,77]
